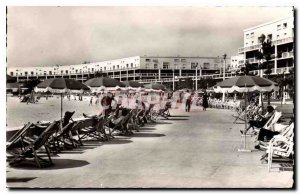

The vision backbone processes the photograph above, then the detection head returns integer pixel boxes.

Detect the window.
[66,70,68,74]
[113,66,115,70]
[104,67,106,70]
[44,72,46,76]
[284,33,287,36]
[131,63,133,68]
[174,59,179,62]
[10,72,13,76]
[203,63,210,69]
[92,68,94,72]
[283,23,287,29]
[153,59,158,63]
[25,71,28,75]
[154,64,158,69]
[251,41,254,44]
[49,71,52,75]
[174,64,178,69]
[191,62,198,69]
[250,32,254,37]
[20,73,22,76]
[277,24,281,31]
[277,34,280,38]
[163,62,169,69]
[145,59,150,62]
[246,33,249,39]
[31,71,34,75]
[117,65,119,69]
[182,64,186,69]
[145,63,149,69]
[126,64,128,68]
[181,59,186,62]
[61,70,63,74]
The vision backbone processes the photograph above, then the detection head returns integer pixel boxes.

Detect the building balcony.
[280,52,294,59]
[249,66,293,76]
[238,37,294,54]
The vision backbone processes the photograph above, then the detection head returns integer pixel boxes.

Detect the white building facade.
[238,16,294,75]
[229,55,245,72]
[8,56,231,83]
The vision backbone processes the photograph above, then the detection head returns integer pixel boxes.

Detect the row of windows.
[144,62,221,70]
[245,32,289,46]
[277,22,288,31]
[145,58,187,63]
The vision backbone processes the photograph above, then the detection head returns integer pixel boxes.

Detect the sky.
[7,6,293,68]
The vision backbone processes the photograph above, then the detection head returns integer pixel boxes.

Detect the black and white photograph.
[4,4,295,189]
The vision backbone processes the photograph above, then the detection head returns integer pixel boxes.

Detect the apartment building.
[8,56,231,83]
[238,16,294,75]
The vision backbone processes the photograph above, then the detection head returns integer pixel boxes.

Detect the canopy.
[213,75,278,93]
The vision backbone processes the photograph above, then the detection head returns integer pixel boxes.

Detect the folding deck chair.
[8,120,60,168]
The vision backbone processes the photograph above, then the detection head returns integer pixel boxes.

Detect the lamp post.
[222,54,227,80]
[172,69,175,91]
[195,65,198,91]
[222,54,227,102]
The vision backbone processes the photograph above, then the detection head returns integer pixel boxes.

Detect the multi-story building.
[238,16,294,75]
[229,55,245,72]
[8,56,231,83]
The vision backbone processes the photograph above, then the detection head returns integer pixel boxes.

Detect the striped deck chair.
[8,120,60,168]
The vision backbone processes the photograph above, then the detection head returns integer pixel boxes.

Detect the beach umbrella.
[213,75,278,93]
[85,77,125,93]
[6,82,20,92]
[144,83,167,91]
[213,75,278,152]
[34,78,90,126]
[7,75,17,83]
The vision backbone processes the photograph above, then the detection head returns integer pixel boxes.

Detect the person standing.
[202,92,209,111]
[184,90,192,112]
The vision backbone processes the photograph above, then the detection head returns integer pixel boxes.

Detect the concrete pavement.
[7,106,293,188]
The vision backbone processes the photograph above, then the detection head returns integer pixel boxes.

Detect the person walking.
[202,92,209,111]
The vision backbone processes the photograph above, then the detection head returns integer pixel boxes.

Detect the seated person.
[255,118,294,151]
[240,105,275,135]
[107,108,128,129]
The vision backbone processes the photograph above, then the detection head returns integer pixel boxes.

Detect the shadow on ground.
[7,177,37,183]
[169,115,190,117]
[9,158,90,170]
[147,121,173,125]
[131,133,165,138]
[139,127,156,131]
[161,118,189,121]
[101,139,133,145]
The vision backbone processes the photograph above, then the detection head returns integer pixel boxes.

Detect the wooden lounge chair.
[8,120,60,168]
[267,128,294,172]
[6,122,33,156]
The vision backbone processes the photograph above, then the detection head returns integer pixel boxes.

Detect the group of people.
[84,90,210,114]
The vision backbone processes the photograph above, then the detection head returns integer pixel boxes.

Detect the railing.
[274,37,293,45]
[249,67,293,76]
[238,37,293,53]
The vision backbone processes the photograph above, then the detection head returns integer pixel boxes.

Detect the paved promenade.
[6,102,293,188]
